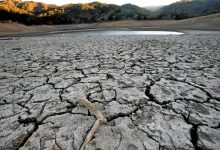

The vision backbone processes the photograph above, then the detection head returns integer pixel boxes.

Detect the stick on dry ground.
[79,98,107,150]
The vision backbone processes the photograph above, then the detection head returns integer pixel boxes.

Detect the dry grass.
[162,13,220,30]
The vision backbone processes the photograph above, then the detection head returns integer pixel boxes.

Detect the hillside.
[119,4,149,19]
[160,0,220,19]
[0,0,150,25]
[1,0,220,25]
[161,13,220,30]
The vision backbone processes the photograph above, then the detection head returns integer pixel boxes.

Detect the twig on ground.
[79,98,107,150]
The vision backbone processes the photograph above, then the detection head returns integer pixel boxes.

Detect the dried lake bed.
[0,31,220,149]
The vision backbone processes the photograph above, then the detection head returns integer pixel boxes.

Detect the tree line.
[0,0,220,25]
[0,0,152,25]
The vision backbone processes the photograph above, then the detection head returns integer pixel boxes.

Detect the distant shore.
[0,13,220,37]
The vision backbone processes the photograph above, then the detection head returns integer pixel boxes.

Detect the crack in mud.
[0,34,219,149]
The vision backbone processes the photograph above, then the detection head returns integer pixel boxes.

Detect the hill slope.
[162,13,220,30]
[1,0,220,25]
[160,0,220,19]
[0,0,150,25]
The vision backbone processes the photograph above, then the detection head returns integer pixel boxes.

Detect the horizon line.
[21,0,176,7]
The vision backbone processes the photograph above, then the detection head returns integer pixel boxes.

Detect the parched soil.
[0,32,220,149]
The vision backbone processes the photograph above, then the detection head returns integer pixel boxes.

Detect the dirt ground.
[0,28,220,150]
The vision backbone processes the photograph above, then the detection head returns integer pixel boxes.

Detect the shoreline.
[1,26,220,37]
[0,13,220,37]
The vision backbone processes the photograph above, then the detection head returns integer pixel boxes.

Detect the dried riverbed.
[0,32,220,149]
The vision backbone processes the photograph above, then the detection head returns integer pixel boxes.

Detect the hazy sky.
[23,0,181,7]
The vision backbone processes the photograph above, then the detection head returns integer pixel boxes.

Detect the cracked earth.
[0,32,220,150]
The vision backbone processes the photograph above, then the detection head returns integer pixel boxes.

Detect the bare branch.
[80,98,107,150]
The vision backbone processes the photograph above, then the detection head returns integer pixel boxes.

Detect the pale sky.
[23,0,181,7]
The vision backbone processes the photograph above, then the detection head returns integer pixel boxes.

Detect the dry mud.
[0,32,220,150]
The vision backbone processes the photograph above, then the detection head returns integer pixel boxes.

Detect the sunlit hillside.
[0,0,220,25]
